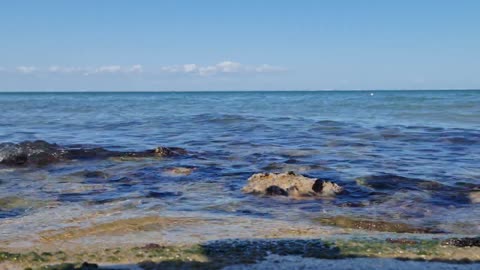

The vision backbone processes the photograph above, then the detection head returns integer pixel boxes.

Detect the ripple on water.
[1,91,480,240]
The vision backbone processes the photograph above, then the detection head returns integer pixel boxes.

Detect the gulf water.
[0,90,479,239]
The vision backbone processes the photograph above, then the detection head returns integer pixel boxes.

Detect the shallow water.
[0,91,479,242]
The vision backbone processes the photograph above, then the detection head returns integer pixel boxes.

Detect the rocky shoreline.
[1,237,479,269]
[1,140,479,269]
[0,140,187,167]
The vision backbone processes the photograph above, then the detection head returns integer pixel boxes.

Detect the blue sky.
[1,0,479,91]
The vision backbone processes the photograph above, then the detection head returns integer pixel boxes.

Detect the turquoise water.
[0,90,479,234]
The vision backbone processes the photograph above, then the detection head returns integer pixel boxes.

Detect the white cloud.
[12,65,141,75]
[161,64,198,73]
[254,64,287,73]
[48,66,85,73]
[128,64,143,73]
[94,65,122,73]
[8,62,284,76]
[91,64,143,74]
[183,64,197,73]
[161,61,285,76]
[216,61,242,73]
[16,66,37,73]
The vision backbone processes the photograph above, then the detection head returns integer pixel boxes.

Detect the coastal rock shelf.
[0,140,187,166]
[242,172,344,198]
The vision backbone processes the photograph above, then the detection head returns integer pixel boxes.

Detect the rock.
[141,243,164,250]
[441,237,480,247]
[152,146,188,157]
[355,174,471,205]
[83,170,109,179]
[164,167,195,176]
[36,262,99,270]
[316,216,443,234]
[0,140,187,167]
[312,179,344,196]
[385,238,419,245]
[147,191,183,198]
[265,185,288,196]
[79,262,99,270]
[0,140,63,166]
[242,172,343,198]
[469,191,480,204]
[355,174,444,191]
[0,196,47,212]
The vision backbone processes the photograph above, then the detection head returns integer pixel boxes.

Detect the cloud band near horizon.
[2,61,286,77]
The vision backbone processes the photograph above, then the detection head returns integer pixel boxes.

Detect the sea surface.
[0,90,479,242]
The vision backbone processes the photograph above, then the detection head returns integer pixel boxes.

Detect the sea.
[0,90,479,241]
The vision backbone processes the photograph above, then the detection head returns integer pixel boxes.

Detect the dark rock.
[0,140,63,166]
[339,201,368,208]
[356,174,445,191]
[83,170,109,179]
[312,179,323,193]
[355,174,471,205]
[0,140,187,167]
[312,179,344,196]
[441,237,480,247]
[153,146,188,156]
[147,191,183,198]
[386,238,420,245]
[80,262,99,270]
[36,262,98,270]
[141,243,164,250]
[265,185,288,196]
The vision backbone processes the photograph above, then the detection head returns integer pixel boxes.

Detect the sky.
[0,0,479,91]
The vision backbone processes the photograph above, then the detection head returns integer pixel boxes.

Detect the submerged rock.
[469,191,480,204]
[0,196,47,211]
[316,216,442,234]
[441,237,480,247]
[0,140,187,167]
[163,167,196,176]
[80,170,109,179]
[355,174,445,191]
[242,172,343,198]
[355,174,471,205]
[385,238,420,245]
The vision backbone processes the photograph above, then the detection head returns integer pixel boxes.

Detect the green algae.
[2,238,479,270]
[0,251,48,264]
[0,196,47,212]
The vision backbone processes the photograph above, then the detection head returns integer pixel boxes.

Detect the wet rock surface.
[316,216,443,234]
[355,174,472,205]
[242,172,344,198]
[469,191,480,204]
[163,167,196,176]
[356,174,445,191]
[441,237,480,247]
[385,238,420,245]
[0,140,187,167]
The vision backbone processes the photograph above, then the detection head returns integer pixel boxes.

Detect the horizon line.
[1,89,480,93]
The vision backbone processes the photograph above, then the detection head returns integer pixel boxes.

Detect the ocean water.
[0,90,479,239]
